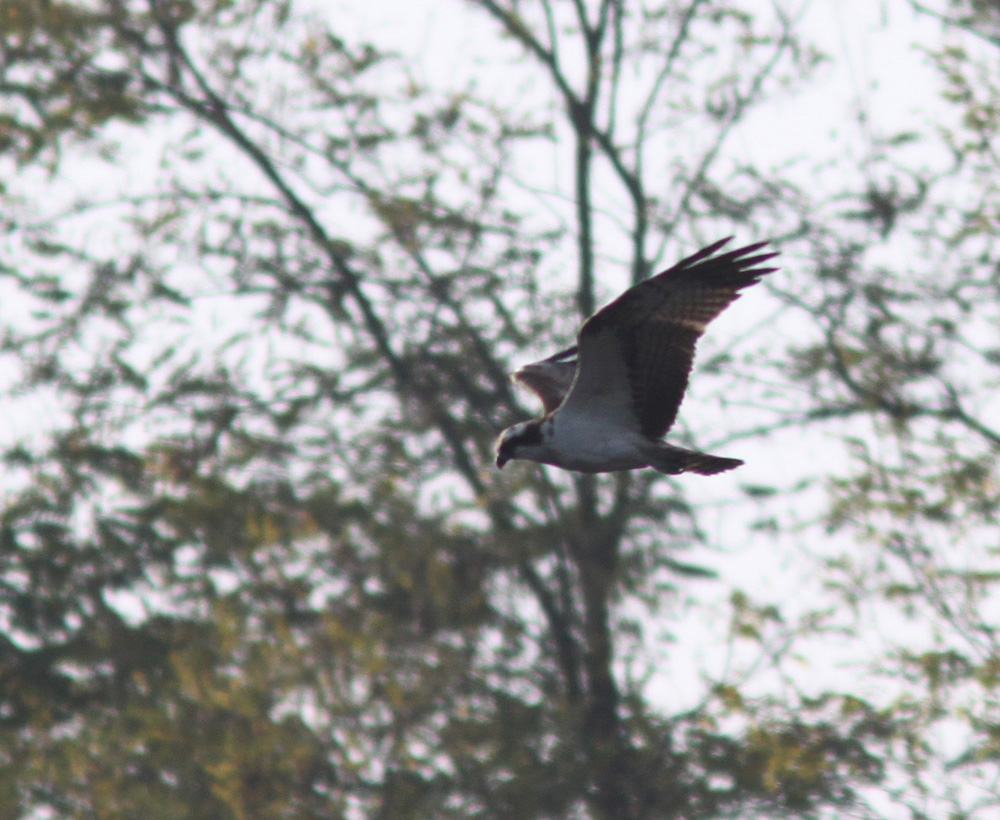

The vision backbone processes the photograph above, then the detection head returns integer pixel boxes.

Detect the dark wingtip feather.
[675,238,778,277]
[732,239,772,255]
[735,252,780,269]
[676,236,733,269]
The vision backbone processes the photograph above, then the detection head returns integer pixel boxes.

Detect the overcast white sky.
[333,0,948,177]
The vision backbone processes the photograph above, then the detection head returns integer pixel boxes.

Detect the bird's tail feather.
[648,443,742,476]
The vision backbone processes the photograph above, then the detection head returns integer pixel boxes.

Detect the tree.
[758,1,1000,817]
[0,1,910,818]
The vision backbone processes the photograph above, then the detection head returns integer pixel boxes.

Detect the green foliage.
[769,3,1000,816]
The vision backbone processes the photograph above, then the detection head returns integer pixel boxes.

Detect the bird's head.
[495,420,545,469]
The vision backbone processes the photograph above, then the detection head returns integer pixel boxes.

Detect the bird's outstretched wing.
[510,345,578,414]
[558,238,778,439]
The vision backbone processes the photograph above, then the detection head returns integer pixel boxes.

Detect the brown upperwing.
[576,238,778,440]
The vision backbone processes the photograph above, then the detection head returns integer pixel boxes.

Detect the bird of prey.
[495,237,778,475]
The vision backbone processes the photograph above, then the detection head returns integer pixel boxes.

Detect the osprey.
[495,237,778,475]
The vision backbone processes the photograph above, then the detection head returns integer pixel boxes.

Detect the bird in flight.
[495,237,778,475]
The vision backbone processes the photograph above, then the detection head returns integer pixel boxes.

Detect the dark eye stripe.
[510,424,543,447]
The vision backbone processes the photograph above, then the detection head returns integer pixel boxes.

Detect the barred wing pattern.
[560,238,778,439]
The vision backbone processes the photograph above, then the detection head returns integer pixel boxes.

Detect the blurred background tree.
[0,0,996,818]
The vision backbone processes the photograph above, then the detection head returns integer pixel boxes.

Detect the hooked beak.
[496,453,509,469]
